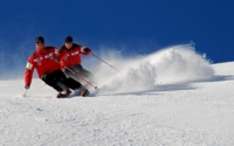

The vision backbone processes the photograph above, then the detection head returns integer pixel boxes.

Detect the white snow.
[1,45,234,146]
[94,44,215,94]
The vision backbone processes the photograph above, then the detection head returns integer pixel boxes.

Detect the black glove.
[83,48,91,54]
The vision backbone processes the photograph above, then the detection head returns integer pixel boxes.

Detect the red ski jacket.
[24,46,61,88]
[59,43,90,69]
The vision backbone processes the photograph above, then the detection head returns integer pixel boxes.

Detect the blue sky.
[0,0,233,72]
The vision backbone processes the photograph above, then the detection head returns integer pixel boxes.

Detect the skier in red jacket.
[24,36,72,98]
[59,36,92,96]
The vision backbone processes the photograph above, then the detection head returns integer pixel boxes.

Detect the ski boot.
[57,89,71,98]
[80,86,90,97]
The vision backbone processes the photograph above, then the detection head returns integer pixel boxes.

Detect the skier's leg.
[42,71,71,97]
[42,73,64,92]
[64,77,82,90]
[63,67,91,96]
[72,64,93,80]
[72,66,92,97]
[63,69,83,89]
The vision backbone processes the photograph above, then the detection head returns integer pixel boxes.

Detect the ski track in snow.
[1,46,234,145]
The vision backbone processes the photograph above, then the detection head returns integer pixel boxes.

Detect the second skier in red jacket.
[59,36,92,96]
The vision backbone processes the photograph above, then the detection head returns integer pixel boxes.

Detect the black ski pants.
[41,70,69,92]
[63,64,92,89]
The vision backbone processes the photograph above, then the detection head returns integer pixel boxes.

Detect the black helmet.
[35,36,45,44]
[65,36,73,43]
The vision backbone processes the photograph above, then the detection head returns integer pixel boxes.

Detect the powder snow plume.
[93,44,215,93]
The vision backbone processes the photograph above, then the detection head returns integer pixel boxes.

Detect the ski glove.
[83,48,91,55]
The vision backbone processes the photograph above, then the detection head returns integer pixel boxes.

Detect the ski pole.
[54,58,98,89]
[65,67,98,90]
[91,52,119,72]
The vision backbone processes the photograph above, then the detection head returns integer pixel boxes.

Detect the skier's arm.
[80,46,92,55]
[54,48,61,62]
[58,50,66,69]
[24,59,35,89]
[60,59,66,70]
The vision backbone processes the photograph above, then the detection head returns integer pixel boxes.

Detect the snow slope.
[1,47,234,146]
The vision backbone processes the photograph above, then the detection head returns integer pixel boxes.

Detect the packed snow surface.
[1,45,234,146]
